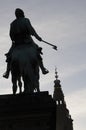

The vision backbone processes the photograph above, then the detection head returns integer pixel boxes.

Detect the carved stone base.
[0,91,56,130]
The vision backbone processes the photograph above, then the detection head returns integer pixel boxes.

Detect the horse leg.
[11,75,17,95]
[18,77,22,94]
[34,65,40,92]
[23,76,29,93]
[23,74,34,94]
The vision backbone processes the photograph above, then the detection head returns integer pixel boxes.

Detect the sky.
[0,0,86,130]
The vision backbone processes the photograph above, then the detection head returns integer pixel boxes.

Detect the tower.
[53,68,73,130]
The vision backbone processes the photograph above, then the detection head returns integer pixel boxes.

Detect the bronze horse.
[10,44,40,94]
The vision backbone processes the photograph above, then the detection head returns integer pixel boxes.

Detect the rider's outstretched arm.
[26,18,42,41]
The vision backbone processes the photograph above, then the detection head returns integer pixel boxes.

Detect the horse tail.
[22,62,35,92]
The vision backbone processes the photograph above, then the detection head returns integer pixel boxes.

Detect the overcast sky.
[0,0,86,130]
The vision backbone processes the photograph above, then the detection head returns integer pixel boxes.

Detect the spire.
[55,67,58,80]
[53,68,66,105]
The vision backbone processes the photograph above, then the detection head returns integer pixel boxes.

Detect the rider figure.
[3,8,49,78]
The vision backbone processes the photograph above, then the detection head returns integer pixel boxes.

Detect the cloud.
[59,64,86,79]
[66,88,86,130]
[66,88,86,116]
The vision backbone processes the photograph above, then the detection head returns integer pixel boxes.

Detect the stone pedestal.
[0,91,56,130]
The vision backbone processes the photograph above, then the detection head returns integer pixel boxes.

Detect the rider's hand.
[36,36,42,41]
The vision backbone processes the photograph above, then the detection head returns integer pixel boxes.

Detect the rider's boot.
[39,60,49,75]
[3,62,10,79]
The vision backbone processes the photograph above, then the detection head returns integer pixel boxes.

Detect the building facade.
[53,68,73,130]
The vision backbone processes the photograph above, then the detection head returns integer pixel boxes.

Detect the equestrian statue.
[3,8,49,94]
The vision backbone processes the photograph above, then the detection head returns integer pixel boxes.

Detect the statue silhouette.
[3,8,49,94]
